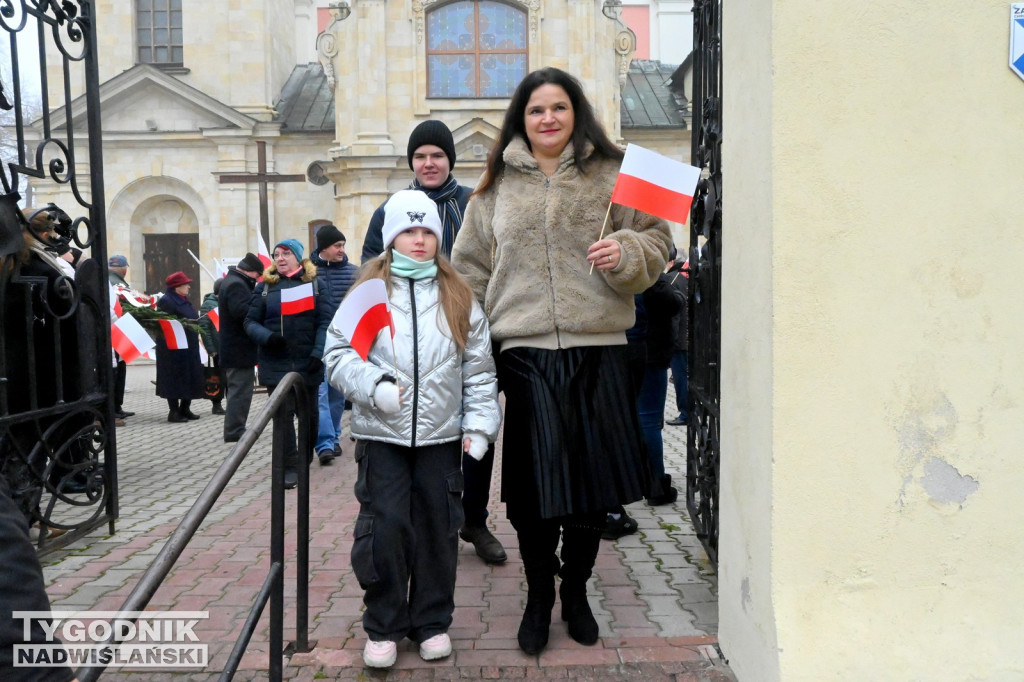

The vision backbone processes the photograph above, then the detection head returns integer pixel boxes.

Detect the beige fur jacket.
[451,136,672,350]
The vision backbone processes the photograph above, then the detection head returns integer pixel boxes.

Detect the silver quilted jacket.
[323,276,501,447]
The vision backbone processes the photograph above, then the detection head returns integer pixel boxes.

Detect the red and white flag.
[111,313,155,364]
[206,307,221,331]
[158,319,189,350]
[109,285,123,319]
[336,279,394,361]
[257,231,272,271]
[611,144,701,224]
[281,282,315,315]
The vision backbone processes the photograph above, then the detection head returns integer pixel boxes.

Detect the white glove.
[373,381,400,414]
[463,432,488,461]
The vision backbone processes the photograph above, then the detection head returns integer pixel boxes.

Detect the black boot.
[559,518,603,646]
[518,573,555,654]
[514,519,561,655]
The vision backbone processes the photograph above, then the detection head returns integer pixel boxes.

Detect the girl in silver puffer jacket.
[323,190,500,669]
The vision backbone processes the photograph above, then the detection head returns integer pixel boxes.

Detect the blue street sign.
[1012,4,1024,81]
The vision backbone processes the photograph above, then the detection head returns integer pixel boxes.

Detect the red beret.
[165,271,192,288]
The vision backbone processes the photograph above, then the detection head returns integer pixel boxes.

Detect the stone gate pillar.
[718,2,1024,680]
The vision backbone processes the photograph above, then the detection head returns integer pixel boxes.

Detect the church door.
[144,233,202,310]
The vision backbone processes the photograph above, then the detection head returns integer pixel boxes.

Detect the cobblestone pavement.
[40,362,736,681]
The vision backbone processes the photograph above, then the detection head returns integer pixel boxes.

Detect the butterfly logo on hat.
[406,211,426,223]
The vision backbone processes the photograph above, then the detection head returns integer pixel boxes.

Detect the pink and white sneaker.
[363,639,397,668]
[418,633,452,661]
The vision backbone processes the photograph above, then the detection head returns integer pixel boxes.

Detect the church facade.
[25,0,688,296]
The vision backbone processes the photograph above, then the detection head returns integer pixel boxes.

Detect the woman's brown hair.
[474,66,624,197]
[353,251,475,352]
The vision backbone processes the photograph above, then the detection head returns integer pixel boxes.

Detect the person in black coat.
[665,256,690,426]
[156,271,205,422]
[244,239,332,489]
[218,253,263,442]
[309,225,357,465]
[635,270,685,505]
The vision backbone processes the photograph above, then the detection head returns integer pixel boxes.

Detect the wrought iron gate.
[686,0,722,566]
[1,0,117,553]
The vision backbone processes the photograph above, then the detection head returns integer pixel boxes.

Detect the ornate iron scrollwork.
[1,0,117,553]
[686,0,722,567]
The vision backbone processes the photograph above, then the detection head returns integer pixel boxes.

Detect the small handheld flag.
[111,314,156,364]
[336,279,394,361]
[281,283,315,316]
[257,231,272,271]
[611,144,701,224]
[207,307,220,331]
[158,319,189,350]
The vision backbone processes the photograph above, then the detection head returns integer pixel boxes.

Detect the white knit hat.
[381,190,444,249]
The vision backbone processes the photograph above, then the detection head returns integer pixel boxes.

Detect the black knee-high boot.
[513,518,561,655]
[559,515,604,645]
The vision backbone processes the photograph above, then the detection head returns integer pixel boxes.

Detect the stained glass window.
[427,1,527,98]
[137,0,183,66]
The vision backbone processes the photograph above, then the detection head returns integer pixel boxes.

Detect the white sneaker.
[418,632,452,661]
[363,639,397,668]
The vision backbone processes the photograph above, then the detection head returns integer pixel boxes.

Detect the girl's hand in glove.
[463,432,488,461]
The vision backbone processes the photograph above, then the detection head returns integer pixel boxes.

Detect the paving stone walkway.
[40,362,737,681]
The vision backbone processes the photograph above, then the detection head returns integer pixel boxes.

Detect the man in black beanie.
[360,119,472,263]
[310,224,357,465]
[360,119,507,566]
[219,252,264,442]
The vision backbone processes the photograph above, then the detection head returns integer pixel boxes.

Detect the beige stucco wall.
[50,0,295,117]
[720,2,1024,680]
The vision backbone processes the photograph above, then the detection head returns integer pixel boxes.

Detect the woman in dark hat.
[156,271,205,422]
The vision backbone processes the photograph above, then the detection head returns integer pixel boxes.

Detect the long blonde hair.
[354,251,475,352]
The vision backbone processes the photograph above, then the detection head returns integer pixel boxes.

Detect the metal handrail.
[75,371,315,681]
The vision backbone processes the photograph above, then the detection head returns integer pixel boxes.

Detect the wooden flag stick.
[589,201,614,275]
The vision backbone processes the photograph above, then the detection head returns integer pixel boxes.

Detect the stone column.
[718,2,1024,681]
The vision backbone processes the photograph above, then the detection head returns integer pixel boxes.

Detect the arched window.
[426,0,527,98]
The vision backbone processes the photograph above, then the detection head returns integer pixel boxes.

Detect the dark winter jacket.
[155,289,204,399]
[309,249,358,314]
[218,267,258,368]
[244,260,331,387]
[361,180,473,262]
[198,292,220,355]
[635,273,684,368]
[667,260,689,352]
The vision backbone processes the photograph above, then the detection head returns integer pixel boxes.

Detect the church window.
[136,0,184,66]
[426,1,527,98]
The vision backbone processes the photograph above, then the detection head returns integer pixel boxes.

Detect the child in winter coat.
[323,190,501,668]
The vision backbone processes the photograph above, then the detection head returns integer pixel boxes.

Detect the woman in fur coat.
[451,67,673,655]
[244,239,332,489]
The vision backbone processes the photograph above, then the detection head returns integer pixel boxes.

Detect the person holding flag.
[244,239,332,490]
[451,66,672,656]
[156,271,205,423]
[323,190,500,669]
[198,278,226,416]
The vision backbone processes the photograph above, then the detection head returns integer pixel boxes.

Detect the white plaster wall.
[722,1,1024,680]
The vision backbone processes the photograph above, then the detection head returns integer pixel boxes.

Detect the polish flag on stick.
[591,144,702,274]
[335,279,395,361]
[611,144,701,224]
[111,313,156,364]
[257,231,272,271]
[281,283,315,316]
[158,319,189,350]
[206,307,221,331]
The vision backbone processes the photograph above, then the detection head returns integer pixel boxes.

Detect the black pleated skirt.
[499,345,650,521]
